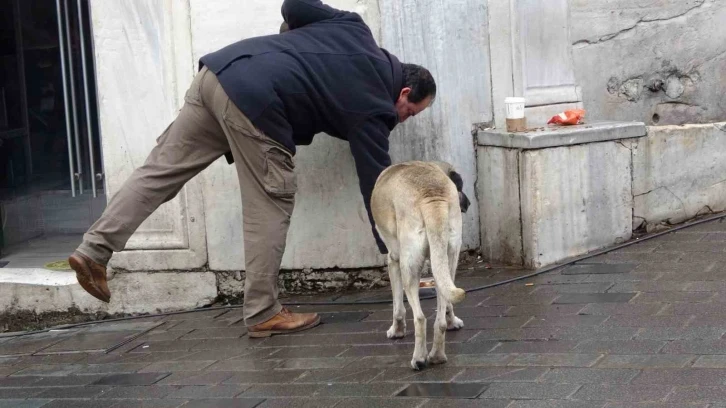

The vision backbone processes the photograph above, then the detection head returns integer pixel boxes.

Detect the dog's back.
[371,161,465,304]
[371,160,467,369]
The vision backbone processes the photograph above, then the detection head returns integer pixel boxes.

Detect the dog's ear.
[459,191,471,213]
[448,170,469,213]
[448,170,464,192]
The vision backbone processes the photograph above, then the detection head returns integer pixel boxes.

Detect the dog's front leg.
[386,255,406,339]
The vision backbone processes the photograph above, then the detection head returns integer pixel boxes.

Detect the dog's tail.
[421,201,466,305]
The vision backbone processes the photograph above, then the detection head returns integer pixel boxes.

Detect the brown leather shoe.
[68,253,111,303]
[247,308,320,338]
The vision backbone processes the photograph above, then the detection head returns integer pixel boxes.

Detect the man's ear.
[280,22,290,33]
[398,87,411,101]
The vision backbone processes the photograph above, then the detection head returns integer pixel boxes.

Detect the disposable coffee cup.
[505,97,526,132]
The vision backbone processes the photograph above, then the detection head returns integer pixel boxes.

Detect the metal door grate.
[55,0,102,198]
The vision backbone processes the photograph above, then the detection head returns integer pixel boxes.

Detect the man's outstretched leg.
[70,67,229,302]
[208,78,319,336]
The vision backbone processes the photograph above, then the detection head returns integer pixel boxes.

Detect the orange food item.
[547,109,586,125]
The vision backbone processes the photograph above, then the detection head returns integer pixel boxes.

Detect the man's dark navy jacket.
[200,0,402,254]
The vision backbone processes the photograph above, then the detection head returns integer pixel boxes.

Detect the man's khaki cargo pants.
[77,67,295,326]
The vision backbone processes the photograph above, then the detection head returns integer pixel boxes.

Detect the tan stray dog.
[371,161,470,370]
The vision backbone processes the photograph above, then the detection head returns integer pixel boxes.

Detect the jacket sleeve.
[281,0,346,30]
[348,116,393,254]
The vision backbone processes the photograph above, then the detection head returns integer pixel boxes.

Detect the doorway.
[0,0,105,268]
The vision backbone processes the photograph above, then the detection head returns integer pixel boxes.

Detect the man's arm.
[281,0,346,30]
[348,116,393,254]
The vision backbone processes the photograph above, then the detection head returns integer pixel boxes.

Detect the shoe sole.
[68,255,111,303]
[248,315,321,338]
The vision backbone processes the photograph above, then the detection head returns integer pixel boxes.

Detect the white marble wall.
[520,142,633,268]
[191,0,387,270]
[91,0,491,273]
[518,0,579,105]
[90,0,207,271]
[379,0,492,250]
[571,0,726,125]
[478,140,634,269]
[489,0,582,127]
[192,0,490,270]
[633,123,726,230]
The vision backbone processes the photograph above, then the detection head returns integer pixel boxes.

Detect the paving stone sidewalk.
[4,219,726,407]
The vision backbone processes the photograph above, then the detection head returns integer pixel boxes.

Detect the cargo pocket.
[263,146,297,198]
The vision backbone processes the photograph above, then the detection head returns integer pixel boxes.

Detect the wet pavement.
[3,219,726,407]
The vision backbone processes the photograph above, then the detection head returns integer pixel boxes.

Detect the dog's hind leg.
[386,254,406,339]
[400,244,428,370]
[428,287,449,365]
[445,302,465,331]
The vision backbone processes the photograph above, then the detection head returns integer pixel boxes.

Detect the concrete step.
[0,268,217,315]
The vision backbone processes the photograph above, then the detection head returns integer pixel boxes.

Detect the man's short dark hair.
[401,63,436,104]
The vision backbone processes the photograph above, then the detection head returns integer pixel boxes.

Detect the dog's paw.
[411,358,428,371]
[387,325,406,339]
[447,316,464,331]
[427,351,448,365]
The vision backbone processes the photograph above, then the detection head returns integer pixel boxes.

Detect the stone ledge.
[0,270,217,315]
[477,121,647,149]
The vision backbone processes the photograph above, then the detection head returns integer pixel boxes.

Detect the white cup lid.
[505,97,525,104]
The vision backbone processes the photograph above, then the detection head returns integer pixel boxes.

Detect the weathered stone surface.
[478,139,634,268]
[478,146,523,265]
[195,0,487,271]
[216,268,389,300]
[91,0,215,272]
[0,271,216,315]
[92,0,485,272]
[478,122,646,149]
[571,0,726,125]
[379,0,491,252]
[519,141,633,268]
[192,0,387,271]
[633,124,726,230]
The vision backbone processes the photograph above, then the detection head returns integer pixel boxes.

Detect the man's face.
[395,87,433,123]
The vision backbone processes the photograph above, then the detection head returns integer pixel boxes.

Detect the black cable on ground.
[3,212,725,339]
